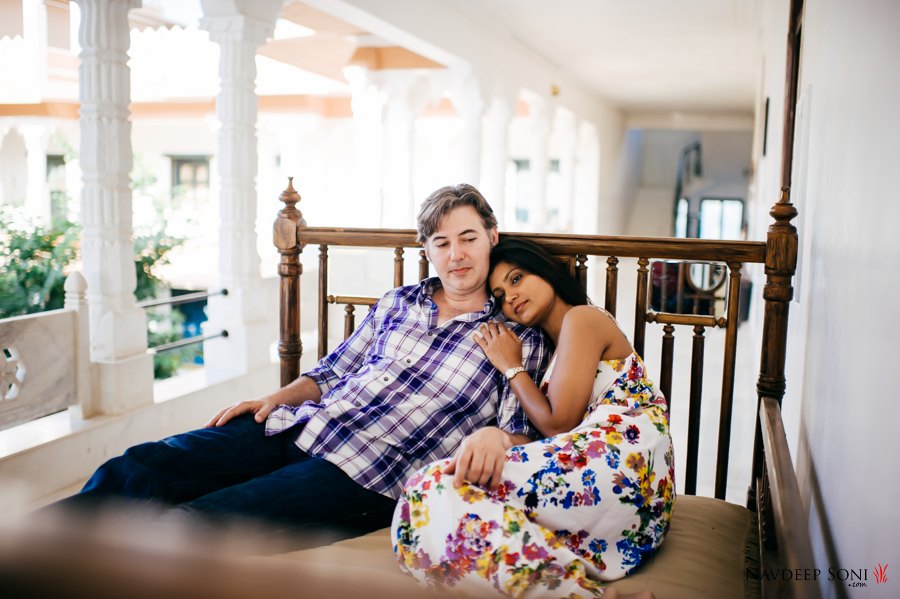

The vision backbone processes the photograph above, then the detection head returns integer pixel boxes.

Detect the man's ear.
[489,228,499,247]
[422,242,431,262]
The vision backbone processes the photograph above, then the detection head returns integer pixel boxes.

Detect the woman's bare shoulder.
[563,305,615,328]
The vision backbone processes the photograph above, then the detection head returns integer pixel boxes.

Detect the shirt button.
[383,376,389,382]
[405,358,412,364]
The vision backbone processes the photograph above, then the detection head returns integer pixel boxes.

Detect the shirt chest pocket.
[372,320,423,360]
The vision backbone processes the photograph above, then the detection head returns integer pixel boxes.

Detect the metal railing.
[137,289,229,354]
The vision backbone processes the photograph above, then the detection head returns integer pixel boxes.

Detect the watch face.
[505,367,523,379]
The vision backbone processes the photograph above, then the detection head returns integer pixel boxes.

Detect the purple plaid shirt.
[265,277,549,498]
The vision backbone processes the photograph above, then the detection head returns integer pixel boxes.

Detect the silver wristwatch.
[504,365,526,380]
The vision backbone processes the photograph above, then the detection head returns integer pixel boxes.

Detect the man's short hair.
[416,184,498,244]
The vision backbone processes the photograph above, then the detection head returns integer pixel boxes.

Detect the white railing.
[0,272,91,430]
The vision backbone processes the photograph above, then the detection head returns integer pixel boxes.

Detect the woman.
[391,239,674,598]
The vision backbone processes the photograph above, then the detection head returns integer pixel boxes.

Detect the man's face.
[424,205,498,299]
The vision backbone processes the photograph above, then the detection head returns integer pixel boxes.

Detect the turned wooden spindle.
[393,247,404,287]
[633,257,650,356]
[605,256,619,316]
[685,324,706,496]
[317,245,330,360]
[274,177,305,387]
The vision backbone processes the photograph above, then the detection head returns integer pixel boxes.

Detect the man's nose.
[449,242,465,261]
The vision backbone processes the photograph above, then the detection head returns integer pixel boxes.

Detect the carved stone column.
[527,95,552,230]
[381,71,428,227]
[20,123,50,224]
[200,0,282,384]
[0,126,7,204]
[344,65,386,227]
[576,121,601,234]
[480,89,516,226]
[555,109,578,232]
[74,0,152,413]
[450,74,485,187]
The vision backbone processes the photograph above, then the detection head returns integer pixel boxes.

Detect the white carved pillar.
[575,121,601,235]
[381,71,428,228]
[556,109,578,232]
[345,65,386,227]
[74,0,153,413]
[0,125,7,204]
[200,0,282,384]
[450,75,485,187]
[526,95,552,230]
[480,89,516,226]
[20,123,50,224]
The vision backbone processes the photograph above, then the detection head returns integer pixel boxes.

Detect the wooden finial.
[770,186,798,228]
[274,177,306,252]
[278,177,306,227]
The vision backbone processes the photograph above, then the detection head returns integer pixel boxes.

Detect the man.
[60,184,549,545]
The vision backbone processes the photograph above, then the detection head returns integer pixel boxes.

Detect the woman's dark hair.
[489,238,590,307]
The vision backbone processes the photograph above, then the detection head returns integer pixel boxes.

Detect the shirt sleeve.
[496,325,550,438]
[301,296,379,396]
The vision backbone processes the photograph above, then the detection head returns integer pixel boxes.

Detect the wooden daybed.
[266,178,815,599]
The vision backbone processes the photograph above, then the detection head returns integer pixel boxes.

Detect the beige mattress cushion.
[274,495,758,598]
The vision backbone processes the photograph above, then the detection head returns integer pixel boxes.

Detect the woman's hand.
[473,320,524,372]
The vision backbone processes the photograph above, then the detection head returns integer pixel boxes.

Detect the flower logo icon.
[874,563,888,584]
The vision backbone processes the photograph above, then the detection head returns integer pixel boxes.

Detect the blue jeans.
[59,415,396,544]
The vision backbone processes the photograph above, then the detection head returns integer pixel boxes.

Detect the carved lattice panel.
[0,347,25,401]
[0,309,77,430]
[0,346,25,401]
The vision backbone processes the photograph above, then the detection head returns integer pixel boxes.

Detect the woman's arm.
[476,307,619,437]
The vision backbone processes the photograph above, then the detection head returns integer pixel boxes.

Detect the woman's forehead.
[489,262,516,286]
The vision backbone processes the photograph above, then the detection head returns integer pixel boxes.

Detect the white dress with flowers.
[391,340,676,598]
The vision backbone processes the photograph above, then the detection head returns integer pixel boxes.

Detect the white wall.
[753,1,900,596]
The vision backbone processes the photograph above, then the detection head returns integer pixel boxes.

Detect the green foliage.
[132,229,196,380]
[133,230,183,302]
[0,212,80,318]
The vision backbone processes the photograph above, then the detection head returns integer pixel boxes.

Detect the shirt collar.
[418,277,497,318]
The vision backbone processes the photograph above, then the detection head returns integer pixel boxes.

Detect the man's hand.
[204,396,281,428]
[204,375,323,428]
[443,427,520,491]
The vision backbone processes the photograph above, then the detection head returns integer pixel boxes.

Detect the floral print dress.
[391,328,676,598]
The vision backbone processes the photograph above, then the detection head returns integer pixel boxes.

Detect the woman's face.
[488,261,556,326]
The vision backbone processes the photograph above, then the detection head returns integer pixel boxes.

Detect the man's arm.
[205,375,323,427]
[206,294,382,427]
